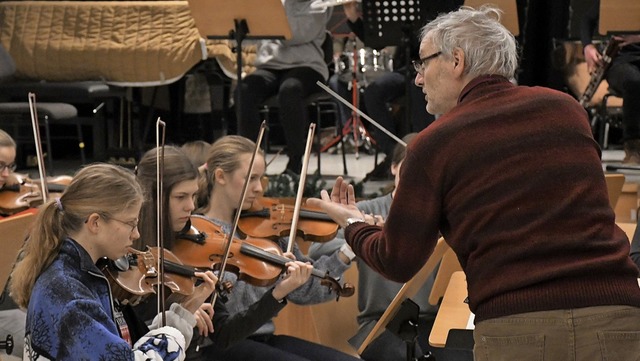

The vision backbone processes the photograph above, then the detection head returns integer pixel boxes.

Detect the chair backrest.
[428,246,463,306]
[605,173,625,209]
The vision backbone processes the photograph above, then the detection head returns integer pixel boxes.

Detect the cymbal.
[310,0,360,10]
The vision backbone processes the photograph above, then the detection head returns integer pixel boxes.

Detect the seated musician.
[189,135,359,361]
[131,145,319,361]
[0,129,17,194]
[309,133,445,361]
[581,0,640,163]
[0,128,26,361]
[235,0,332,175]
[8,163,217,360]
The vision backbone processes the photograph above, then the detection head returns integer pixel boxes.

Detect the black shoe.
[363,158,392,182]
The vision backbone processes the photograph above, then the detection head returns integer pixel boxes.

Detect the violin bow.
[316,81,407,147]
[213,120,268,302]
[285,123,316,253]
[155,118,167,326]
[27,93,50,203]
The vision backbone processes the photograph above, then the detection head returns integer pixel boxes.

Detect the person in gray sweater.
[309,133,444,361]
[192,135,360,361]
[236,0,332,175]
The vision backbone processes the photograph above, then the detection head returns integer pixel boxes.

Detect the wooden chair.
[428,246,463,307]
[605,173,625,209]
[0,212,36,292]
[357,237,449,355]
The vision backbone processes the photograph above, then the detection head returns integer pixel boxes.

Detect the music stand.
[361,0,424,140]
[599,0,640,36]
[385,298,433,361]
[187,0,292,133]
[357,238,449,355]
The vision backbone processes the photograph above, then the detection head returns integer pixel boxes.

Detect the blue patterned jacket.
[24,238,190,361]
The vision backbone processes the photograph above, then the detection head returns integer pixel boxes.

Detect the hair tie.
[55,197,64,212]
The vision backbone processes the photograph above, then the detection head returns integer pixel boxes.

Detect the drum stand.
[320,42,376,159]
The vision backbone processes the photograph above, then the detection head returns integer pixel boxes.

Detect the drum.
[335,48,393,86]
[362,49,393,85]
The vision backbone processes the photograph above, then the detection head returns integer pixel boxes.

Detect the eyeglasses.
[108,216,139,234]
[412,51,442,73]
[0,162,17,173]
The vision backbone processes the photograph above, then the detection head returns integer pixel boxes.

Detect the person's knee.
[279,79,305,99]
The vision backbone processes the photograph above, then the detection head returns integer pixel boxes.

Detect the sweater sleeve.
[283,240,351,304]
[346,144,441,283]
[147,303,196,347]
[56,298,188,361]
[209,290,285,348]
[580,0,599,47]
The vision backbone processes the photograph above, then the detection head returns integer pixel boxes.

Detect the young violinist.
[0,128,26,360]
[0,129,17,191]
[192,135,359,361]
[8,163,217,360]
[0,129,48,219]
[133,145,317,359]
[133,146,215,338]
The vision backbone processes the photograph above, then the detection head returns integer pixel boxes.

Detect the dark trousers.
[606,59,640,141]
[362,69,434,155]
[199,334,361,361]
[236,67,325,161]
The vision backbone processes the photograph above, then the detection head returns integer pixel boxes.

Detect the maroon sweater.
[346,75,640,322]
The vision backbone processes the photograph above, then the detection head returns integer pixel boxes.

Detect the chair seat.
[261,91,335,109]
[0,81,125,102]
[0,102,77,119]
[0,101,83,171]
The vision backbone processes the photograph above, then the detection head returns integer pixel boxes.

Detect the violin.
[174,215,354,298]
[238,197,339,243]
[240,242,355,299]
[172,215,283,288]
[99,247,206,306]
[0,173,71,215]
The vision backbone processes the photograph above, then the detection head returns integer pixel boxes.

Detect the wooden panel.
[600,0,640,35]
[0,212,36,292]
[464,0,519,35]
[273,261,360,357]
[605,173,625,209]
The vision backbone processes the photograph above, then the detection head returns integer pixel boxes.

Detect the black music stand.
[362,0,422,136]
[386,299,434,361]
[187,0,292,134]
[362,0,463,135]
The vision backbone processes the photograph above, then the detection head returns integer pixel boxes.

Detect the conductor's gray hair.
[420,5,518,79]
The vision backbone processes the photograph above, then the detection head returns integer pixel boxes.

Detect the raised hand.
[307,176,365,227]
